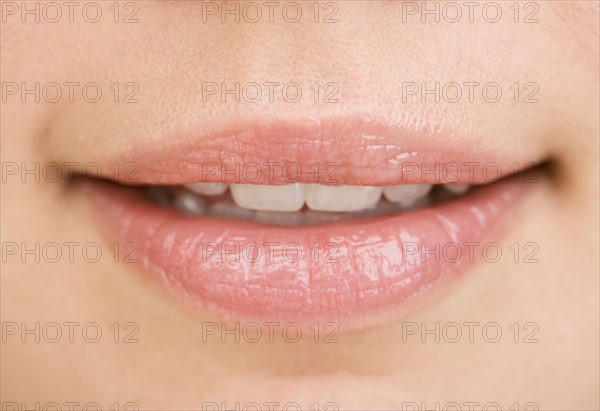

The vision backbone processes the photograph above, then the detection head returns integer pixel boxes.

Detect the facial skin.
[1,1,598,409]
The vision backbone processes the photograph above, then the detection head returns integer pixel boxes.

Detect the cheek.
[548,2,599,69]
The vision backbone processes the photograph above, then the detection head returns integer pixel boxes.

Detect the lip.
[100,117,521,186]
[87,177,526,329]
[81,118,537,330]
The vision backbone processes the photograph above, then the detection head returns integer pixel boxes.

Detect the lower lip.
[87,179,527,329]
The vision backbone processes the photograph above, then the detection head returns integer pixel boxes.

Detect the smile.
[81,117,543,330]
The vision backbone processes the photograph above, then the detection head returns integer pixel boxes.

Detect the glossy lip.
[88,178,526,329]
[82,117,535,329]
[101,117,517,186]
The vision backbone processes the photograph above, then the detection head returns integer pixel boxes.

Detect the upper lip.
[90,117,529,187]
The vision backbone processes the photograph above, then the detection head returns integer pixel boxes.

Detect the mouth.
[144,178,474,224]
[79,118,544,330]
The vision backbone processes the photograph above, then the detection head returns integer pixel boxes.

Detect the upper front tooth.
[185,182,228,196]
[230,183,304,212]
[383,184,432,204]
[304,184,382,212]
[444,184,470,195]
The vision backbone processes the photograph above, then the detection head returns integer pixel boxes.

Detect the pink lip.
[107,118,518,186]
[87,186,528,329]
[83,118,535,329]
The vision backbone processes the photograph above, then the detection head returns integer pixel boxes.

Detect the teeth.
[254,211,304,225]
[302,210,347,225]
[208,201,254,219]
[304,184,382,212]
[173,191,206,216]
[383,184,432,204]
[161,180,473,220]
[398,195,431,210]
[230,183,304,212]
[444,184,471,195]
[185,182,228,196]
